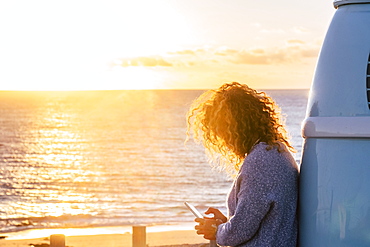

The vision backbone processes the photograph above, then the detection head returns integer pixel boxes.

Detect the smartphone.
[184,202,203,218]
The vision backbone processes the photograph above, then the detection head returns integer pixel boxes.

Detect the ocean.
[0,89,308,234]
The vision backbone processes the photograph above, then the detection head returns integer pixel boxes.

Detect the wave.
[0,90,308,234]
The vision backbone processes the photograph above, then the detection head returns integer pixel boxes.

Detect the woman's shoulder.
[246,142,280,161]
[239,142,298,189]
[242,142,297,173]
[250,141,293,159]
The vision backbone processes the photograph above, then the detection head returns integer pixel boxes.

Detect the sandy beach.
[0,229,209,247]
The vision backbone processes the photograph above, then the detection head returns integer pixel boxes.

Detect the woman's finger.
[194,225,203,230]
[195,217,204,223]
[205,207,227,223]
[205,207,221,217]
[205,207,218,214]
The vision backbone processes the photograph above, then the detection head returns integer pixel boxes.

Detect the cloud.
[110,41,320,68]
[259,28,286,34]
[214,47,238,56]
[250,48,265,54]
[168,50,196,55]
[232,50,271,64]
[301,48,320,58]
[114,56,173,67]
[286,39,306,45]
[233,47,309,65]
[211,39,320,65]
[291,26,310,34]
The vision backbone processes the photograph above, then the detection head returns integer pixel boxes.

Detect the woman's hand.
[194,207,226,240]
[195,217,222,240]
[204,207,227,223]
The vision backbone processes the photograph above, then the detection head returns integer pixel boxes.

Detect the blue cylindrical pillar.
[299,1,370,246]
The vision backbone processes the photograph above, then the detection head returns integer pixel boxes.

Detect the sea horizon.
[0,89,309,237]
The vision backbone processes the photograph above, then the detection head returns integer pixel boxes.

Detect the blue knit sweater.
[216,142,298,247]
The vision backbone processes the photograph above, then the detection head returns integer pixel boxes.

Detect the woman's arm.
[216,163,273,246]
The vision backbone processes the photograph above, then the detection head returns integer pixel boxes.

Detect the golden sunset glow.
[0,1,341,244]
[0,86,310,241]
[0,1,335,90]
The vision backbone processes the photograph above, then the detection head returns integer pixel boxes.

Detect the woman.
[187,82,298,247]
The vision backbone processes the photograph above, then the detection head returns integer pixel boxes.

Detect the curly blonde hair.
[187,82,295,176]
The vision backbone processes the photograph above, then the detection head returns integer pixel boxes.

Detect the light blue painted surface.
[306,4,370,118]
[300,139,370,246]
[299,2,370,247]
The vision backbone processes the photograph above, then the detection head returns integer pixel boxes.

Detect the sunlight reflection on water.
[0,89,308,233]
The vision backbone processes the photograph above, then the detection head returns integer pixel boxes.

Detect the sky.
[0,0,336,90]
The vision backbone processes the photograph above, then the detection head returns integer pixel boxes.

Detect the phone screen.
[184,202,203,218]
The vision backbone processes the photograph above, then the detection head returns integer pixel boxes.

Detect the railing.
[48,226,217,247]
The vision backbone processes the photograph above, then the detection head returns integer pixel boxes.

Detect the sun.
[0,1,192,91]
